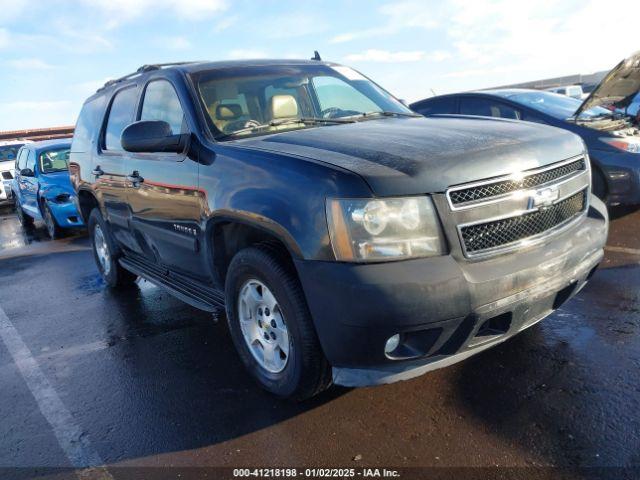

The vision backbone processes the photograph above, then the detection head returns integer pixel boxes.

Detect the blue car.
[12,139,84,238]
[411,51,640,206]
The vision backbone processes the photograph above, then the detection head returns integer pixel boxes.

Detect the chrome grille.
[460,189,587,254]
[449,158,585,207]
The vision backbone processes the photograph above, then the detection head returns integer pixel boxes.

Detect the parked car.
[546,85,584,99]
[0,140,30,206]
[411,51,640,206]
[12,139,84,238]
[70,59,607,400]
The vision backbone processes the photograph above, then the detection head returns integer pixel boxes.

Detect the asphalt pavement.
[0,205,639,480]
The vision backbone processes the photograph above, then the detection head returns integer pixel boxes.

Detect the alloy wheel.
[237,279,290,373]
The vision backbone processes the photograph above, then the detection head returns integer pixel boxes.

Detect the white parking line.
[605,245,640,256]
[0,304,112,479]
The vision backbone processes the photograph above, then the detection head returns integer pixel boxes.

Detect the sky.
[0,0,639,131]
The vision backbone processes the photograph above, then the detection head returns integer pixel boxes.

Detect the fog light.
[384,334,400,355]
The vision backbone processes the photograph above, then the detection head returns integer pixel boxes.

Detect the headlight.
[51,193,71,204]
[600,137,640,153]
[326,196,446,262]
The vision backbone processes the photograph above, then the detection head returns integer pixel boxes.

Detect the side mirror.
[121,120,188,153]
[20,168,34,177]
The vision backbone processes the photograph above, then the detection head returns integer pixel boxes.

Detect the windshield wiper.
[349,111,421,120]
[219,117,355,139]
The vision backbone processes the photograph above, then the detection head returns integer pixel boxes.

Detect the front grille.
[449,158,585,206]
[1,171,12,180]
[460,189,587,254]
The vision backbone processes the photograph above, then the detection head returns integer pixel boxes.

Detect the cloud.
[259,12,328,39]
[0,0,27,22]
[345,49,451,63]
[213,15,238,33]
[331,0,440,43]
[227,49,269,60]
[0,100,77,130]
[0,28,8,48]
[81,0,227,28]
[156,36,192,51]
[5,58,55,70]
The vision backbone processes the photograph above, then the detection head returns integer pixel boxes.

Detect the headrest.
[270,95,299,119]
[215,104,243,120]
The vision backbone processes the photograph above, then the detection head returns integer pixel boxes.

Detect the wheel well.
[77,190,99,223]
[211,221,294,285]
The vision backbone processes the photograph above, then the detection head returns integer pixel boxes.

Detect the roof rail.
[97,61,200,92]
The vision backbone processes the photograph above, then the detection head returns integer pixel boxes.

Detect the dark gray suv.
[70,59,608,399]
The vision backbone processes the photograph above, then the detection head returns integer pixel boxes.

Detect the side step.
[119,255,225,312]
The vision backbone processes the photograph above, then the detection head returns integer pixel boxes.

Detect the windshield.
[499,91,612,120]
[39,148,70,174]
[0,144,24,162]
[191,64,414,140]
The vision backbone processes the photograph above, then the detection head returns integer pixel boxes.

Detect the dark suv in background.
[70,59,608,400]
[411,51,640,206]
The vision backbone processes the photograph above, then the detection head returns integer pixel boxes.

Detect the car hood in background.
[576,50,640,117]
[237,117,584,196]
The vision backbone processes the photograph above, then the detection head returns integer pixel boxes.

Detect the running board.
[119,255,225,312]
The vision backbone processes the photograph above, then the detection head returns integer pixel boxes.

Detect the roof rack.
[97,61,200,92]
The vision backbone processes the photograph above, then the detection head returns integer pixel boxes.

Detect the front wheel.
[225,244,331,400]
[42,201,62,239]
[88,208,137,288]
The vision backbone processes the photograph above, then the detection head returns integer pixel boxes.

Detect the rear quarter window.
[71,96,106,153]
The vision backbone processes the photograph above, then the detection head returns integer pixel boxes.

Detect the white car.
[0,140,31,205]
[546,85,585,100]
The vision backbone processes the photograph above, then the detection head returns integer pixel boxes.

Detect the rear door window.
[103,87,138,151]
[460,97,521,119]
[413,96,457,115]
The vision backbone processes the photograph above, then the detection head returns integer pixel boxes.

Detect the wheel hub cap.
[93,225,111,276]
[238,279,289,373]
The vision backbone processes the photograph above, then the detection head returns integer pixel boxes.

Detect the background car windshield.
[0,145,23,162]
[192,64,411,139]
[502,91,611,120]
[39,148,70,173]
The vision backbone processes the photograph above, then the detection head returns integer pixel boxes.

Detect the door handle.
[126,171,144,186]
[92,166,104,177]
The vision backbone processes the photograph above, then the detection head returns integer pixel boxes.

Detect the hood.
[576,50,640,117]
[236,116,584,196]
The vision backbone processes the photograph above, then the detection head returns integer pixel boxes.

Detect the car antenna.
[311,51,322,61]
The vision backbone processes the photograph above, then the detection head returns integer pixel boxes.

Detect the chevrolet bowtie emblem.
[528,186,560,210]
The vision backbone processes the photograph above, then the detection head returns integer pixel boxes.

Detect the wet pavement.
[0,204,639,479]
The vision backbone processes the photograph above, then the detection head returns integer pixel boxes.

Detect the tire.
[15,197,34,227]
[88,208,137,288]
[225,244,331,400]
[592,167,608,203]
[42,201,62,239]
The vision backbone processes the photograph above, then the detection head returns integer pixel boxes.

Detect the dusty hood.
[576,50,640,117]
[236,116,584,196]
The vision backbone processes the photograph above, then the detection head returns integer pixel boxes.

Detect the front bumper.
[48,200,84,228]
[295,197,608,387]
[592,149,640,205]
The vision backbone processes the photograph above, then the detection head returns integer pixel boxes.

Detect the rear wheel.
[42,201,62,239]
[15,198,33,227]
[225,244,331,400]
[88,208,137,288]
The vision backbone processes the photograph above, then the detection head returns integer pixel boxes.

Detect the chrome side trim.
[446,155,588,211]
